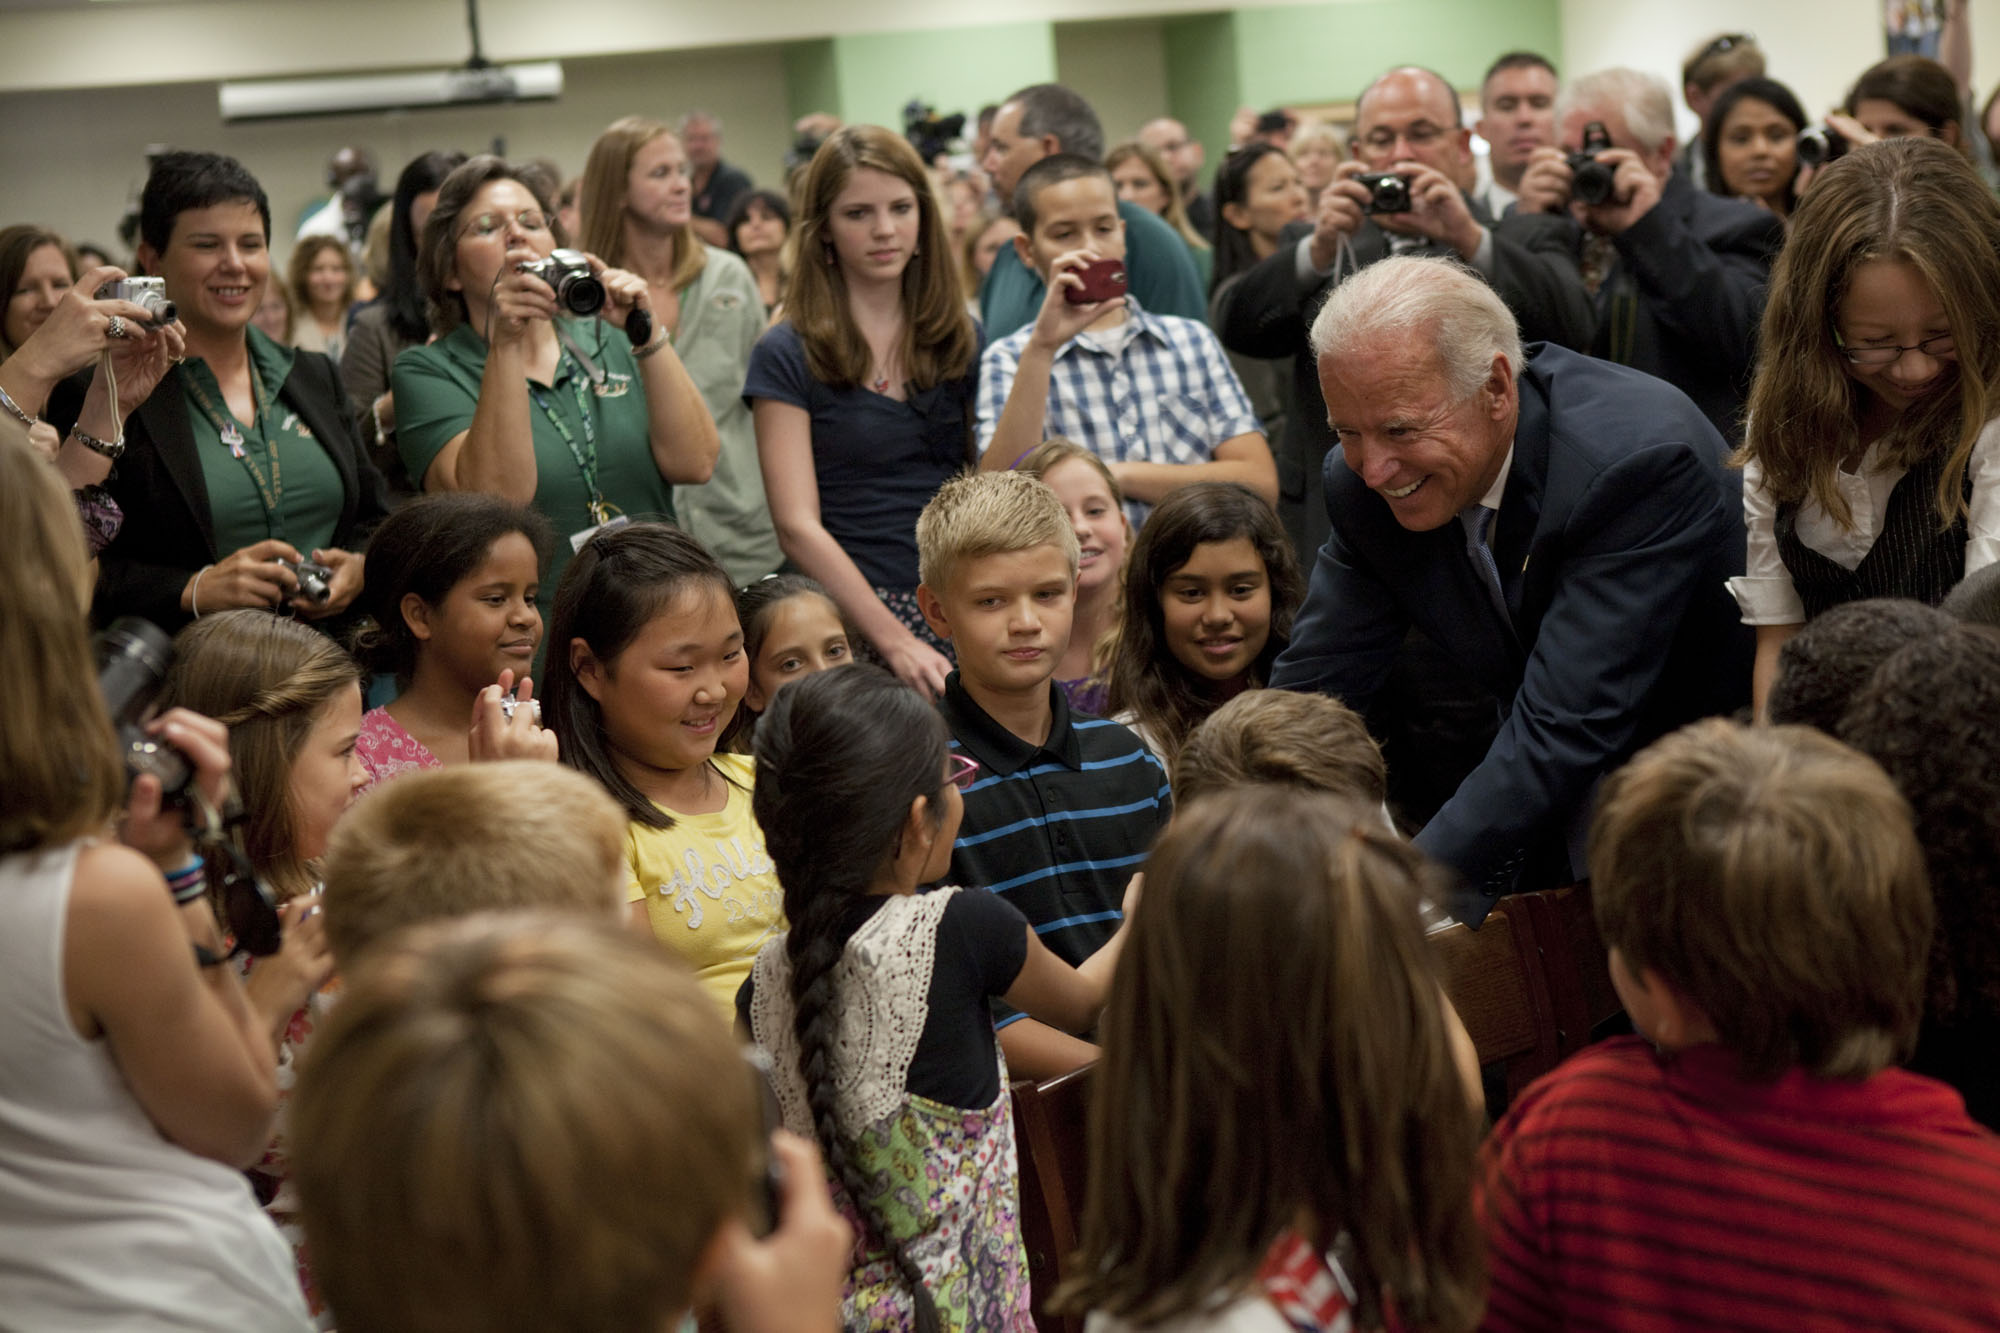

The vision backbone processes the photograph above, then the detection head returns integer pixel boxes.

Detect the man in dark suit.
[1272,256,1750,926]
[1508,66,1783,443]
[1215,66,1593,563]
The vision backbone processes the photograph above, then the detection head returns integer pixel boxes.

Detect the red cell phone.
[1064,257,1128,305]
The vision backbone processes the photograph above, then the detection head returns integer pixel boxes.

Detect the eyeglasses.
[1358,122,1447,153]
[1834,329,1956,366]
[947,753,981,793]
[460,209,552,241]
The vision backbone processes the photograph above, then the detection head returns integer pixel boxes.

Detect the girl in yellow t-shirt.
[542,521,781,1016]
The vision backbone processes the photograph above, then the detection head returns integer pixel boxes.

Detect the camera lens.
[96,617,173,725]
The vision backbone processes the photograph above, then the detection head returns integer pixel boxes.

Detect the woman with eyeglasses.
[391,156,719,640]
[1731,138,2000,715]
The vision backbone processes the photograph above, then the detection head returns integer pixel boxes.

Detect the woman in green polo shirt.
[392,156,719,630]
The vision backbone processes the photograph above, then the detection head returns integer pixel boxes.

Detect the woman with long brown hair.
[1105,141,1210,290]
[1731,137,2000,714]
[580,116,777,585]
[745,125,982,698]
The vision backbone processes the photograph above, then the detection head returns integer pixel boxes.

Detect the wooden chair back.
[1011,1063,1095,1333]
[1431,904,1562,1099]
[1515,882,1623,1055]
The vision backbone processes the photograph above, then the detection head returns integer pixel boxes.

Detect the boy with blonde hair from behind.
[916,470,1171,1080]
[291,913,851,1333]
[1480,719,2000,1332]
[320,760,627,966]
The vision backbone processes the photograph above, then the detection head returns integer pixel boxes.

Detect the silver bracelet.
[0,383,38,430]
[190,564,213,618]
[68,424,125,461]
[632,327,671,361]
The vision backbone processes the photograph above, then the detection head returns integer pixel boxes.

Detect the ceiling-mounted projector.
[216,0,558,123]
[219,61,563,122]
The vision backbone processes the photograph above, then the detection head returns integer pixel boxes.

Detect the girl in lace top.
[740,664,1136,1332]
[1066,788,1485,1333]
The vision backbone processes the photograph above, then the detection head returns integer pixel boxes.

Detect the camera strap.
[528,348,608,523]
[184,357,286,540]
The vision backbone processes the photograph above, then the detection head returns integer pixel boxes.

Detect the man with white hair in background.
[681,111,753,249]
[1271,256,1749,925]
[1508,66,1782,440]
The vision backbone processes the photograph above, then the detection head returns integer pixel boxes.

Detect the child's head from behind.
[1767,597,1952,734]
[544,523,742,827]
[750,664,958,1326]
[733,574,853,715]
[1012,154,1126,278]
[1174,688,1386,808]
[1590,719,1932,1080]
[1016,438,1130,599]
[356,492,554,692]
[1110,483,1303,763]
[158,611,364,897]
[916,470,1080,695]
[323,761,627,968]
[1941,562,2000,628]
[292,913,756,1333]
[1072,786,1481,1332]
[1837,623,2000,1029]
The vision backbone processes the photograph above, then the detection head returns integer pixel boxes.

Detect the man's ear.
[915,582,955,642]
[571,638,607,703]
[1483,351,1517,420]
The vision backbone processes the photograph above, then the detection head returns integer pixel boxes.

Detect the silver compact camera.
[278,557,333,606]
[96,276,177,326]
[498,695,542,724]
[516,249,606,317]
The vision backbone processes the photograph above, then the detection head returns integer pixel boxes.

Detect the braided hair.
[158,610,361,900]
[752,665,948,1333]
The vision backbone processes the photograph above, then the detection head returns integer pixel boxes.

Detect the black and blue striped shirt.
[938,673,1172,1029]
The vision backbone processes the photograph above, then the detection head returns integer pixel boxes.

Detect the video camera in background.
[903,99,967,165]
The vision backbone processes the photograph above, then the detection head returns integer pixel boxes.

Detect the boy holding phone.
[976,155,1277,525]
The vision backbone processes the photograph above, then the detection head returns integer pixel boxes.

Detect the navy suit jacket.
[1270,344,1751,924]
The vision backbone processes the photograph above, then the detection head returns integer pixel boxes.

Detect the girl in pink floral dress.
[353,492,558,787]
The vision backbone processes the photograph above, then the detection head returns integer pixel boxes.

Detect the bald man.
[1137,116,1213,234]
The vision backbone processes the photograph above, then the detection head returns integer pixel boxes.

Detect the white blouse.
[1728,417,2000,625]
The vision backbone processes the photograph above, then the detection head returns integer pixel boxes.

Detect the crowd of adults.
[6,10,2000,1332]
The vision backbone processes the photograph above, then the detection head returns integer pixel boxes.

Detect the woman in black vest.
[1733,138,2000,715]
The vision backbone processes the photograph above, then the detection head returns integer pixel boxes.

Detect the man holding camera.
[1215,65,1590,561]
[1509,67,1783,441]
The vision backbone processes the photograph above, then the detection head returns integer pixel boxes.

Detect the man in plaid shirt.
[976,155,1276,524]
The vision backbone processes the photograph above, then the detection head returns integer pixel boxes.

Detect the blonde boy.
[291,914,851,1333]
[1480,720,2000,1332]
[320,760,626,965]
[916,471,1170,1080]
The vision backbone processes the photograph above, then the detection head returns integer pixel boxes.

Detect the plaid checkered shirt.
[975,296,1262,526]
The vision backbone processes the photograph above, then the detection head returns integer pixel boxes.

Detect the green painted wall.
[783,39,840,127]
[1230,0,1562,107]
[829,22,1057,136]
[1163,12,1242,193]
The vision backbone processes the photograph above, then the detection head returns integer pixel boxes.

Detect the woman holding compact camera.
[0,435,313,1331]
[49,151,391,634]
[393,155,718,638]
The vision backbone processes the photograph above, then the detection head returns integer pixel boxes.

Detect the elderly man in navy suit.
[1271,256,1750,925]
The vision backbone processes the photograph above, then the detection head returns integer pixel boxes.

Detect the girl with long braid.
[740,665,1135,1332]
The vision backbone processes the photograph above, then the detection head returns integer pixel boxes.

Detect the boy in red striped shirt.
[1479,719,2000,1333]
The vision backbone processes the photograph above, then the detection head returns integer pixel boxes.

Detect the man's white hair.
[1308,256,1522,402]
[1557,68,1677,155]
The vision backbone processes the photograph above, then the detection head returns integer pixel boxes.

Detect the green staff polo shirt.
[183,328,343,558]
[392,317,678,625]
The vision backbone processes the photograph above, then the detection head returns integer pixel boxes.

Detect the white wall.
[1561,0,2000,143]
[0,45,795,263]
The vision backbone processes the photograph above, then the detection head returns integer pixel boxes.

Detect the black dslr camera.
[1356,171,1414,215]
[95,617,283,958]
[517,248,606,317]
[1567,121,1618,206]
[1796,124,1850,168]
[902,99,967,165]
